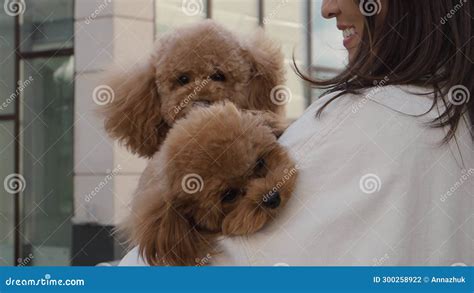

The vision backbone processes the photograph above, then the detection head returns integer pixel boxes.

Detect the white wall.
[72,0,154,226]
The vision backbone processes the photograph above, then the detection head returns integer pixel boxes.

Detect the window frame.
[0,3,74,266]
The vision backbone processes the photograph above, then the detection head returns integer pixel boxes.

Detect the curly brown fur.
[119,103,297,266]
[102,20,285,158]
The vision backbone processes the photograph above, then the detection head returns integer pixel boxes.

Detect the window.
[20,0,74,52]
[0,0,17,266]
[0,121,15,265]
[0,0,74,266]
[0,1,15,116]
[311,0,346,101]
[263,0,307,119]
[20,56,74,265]
[311,0,346,70]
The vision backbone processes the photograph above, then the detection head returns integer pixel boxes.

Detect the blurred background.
[0,0,346,266]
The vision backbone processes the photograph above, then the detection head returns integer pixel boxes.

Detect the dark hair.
[295,0,473,143]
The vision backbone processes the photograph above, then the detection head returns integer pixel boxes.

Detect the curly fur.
[102,20,286,158]
[119,103,297,266]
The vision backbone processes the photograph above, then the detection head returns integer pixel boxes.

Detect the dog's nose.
[262,191,281,209]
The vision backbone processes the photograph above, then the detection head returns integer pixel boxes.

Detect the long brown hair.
[295,0,473,142]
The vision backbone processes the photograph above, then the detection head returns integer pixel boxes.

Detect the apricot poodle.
[102,20,285,158]
[120,103,297,266]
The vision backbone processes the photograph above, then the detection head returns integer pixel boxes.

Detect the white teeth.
[343,27,356,38]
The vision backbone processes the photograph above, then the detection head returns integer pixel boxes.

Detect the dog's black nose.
[263,191,281,209]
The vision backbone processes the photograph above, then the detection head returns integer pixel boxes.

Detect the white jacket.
[120,85,474,266]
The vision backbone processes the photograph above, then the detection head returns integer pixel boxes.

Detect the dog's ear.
[101,60,169,158]
[244,110,290,138]
[136,197,212,266]
[243,30,286,114]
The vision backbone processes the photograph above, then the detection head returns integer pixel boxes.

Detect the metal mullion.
[304,0,313,107]
[258,0,264,27]
[19,48,74,60]
[13,11,21,266]
[310,65,341,75]
[206,0,212,18]
[0,115,16,121]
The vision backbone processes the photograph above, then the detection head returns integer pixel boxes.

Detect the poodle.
[120,102,297,266]
[102,20,285,158]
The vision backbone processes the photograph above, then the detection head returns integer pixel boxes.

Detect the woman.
[120,0,473,266]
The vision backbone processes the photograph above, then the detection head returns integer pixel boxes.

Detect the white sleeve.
[211,87,474,266]
[118,246,148,266]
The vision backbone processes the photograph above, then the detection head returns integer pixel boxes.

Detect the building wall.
[72,0,154,263]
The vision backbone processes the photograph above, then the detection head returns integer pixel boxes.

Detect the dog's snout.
[262,191,281,209]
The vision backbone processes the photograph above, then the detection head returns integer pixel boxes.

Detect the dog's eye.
[210,71,226,82]
[177,74,190,85]
[253,158,267,178]
[221,188,240,203]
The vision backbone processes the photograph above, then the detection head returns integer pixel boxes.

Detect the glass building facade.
[0,0,343,266]
[0,0,74,266]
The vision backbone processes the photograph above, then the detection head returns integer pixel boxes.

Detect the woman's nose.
[321,0,340,19]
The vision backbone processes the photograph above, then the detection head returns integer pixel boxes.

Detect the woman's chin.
[347,48,357,63]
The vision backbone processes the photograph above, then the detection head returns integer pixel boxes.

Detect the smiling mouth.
[341,26,358,49]
[342,27,356,39]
